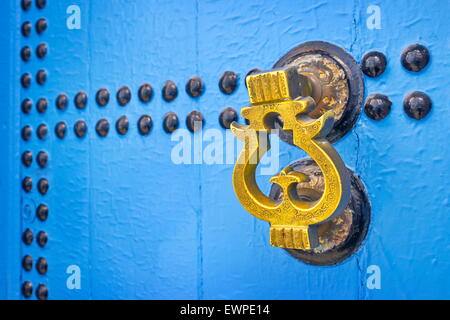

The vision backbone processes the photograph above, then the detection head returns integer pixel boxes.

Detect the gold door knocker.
[231,67,350,250]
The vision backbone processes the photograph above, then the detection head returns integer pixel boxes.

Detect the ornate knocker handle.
[231,67,350,250]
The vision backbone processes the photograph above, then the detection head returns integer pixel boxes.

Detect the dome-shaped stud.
[219,107,238,129]
[37,178,49,195]
[22,98,33,114]
[186,76,204,98]
[117,86,131,106]
[219,71,238,94]
[361,51,387,78]
[21,281,33,298]
[56,94,68,111]
[22,177,33,193]
[36,69,47,85]
[115,116,129,135]
[36,257,48,275]
[37,124,48,140]
[36,231,48,248]
[22,151,33,167]
[186,110,204,133]
[22,126,32,141]
[138,115,152,135]
[21,0,32,11]
[21,46,31,62]
[403,91,432,120]
[36,0,46,9]
[401,44,430,72]
[36,43,47,59]
[21,73,31,88]
[162,81,178,102]
[74,91,88,109]
[35,18,47,34]
[22,255,33,271]
[36,284,48,300]
[364,94,392,120]
[74,120,87,138]
[55,122,67,139]
[138,83,153,103]
[21,21,32,37]
[36,98,48,114]
[36,151,48,168]
[163,112,179,133]
[96,88,110,107]
[22,228,34,245]
[96,119,110,137]
[36,204,48,221]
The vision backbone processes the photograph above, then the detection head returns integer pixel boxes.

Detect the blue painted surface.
[0,0,449,299]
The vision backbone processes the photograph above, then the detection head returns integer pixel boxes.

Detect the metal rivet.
[37,178,49,195]
[219,107,238,129]
[36,0,46,9]
[364,94,392,120]
[36,69,47,85]
[138,115,152,135]
[22,281,33,298]
[186,110,204,133]
[22,21,32,37]
[21,0,32,11]
[22,126,32,141]
[55,122,66,139]
[138,83,153,103]
[162,80,178,102]
[401,44,430,72]
[36,231,48,248]
[36,204,48,221]
[117,86,131,106]
[22,151,33,167]
[21,73,31,88]
[36,257,48,275]
[36,284,48,300]
[22,98,33,114]
[96,88,110,106]
[21,46,31,62]
[96,119,110,137]
[163,112,179,133]
[75,91,88,109]
[74,120,87,138]
[186,76,204,98]
[36,43,47,59]
[22,177,33,193]
[35,18,47,34]
[36,151,48,168]
[37,124,47,140]
[22,228,34,245]
[403,91,432,120]
[36,98,48,113]
[219,71,238,94]
[245,68,261,88]
[116,116,129,135]
[56,94,68,110]
[361,51,387,78]
[22,255,33,271]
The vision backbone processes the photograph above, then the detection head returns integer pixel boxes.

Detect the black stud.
[74,120,87,138]
[36,98,48,113]
[36,69,47,85]
[401,44,430,72]
[138,115,152,135]
[22,177,33,193]
[21,0,32,11]
[36,204,48,221]
[245,68,261,88]
[219,107,238,129]
[22,98,33,114]
[219,71,238,94]
[22,126,32,141]
[36,231,48,248]
[36,151,48,168]
[55,122,67,139]
[22,21,32,37]
[36,0,46,9]
[403,91,432,120]
[96,119,109,137]
[21,73,31,88]
[22,281,33,298]
[36,284,48,300]
[96,88,110,106]
[37,178,49,195]
[36,257,48,275]
[75,91,88,109]
[138,83,153,103]
[22,151,33,167]
[36,124,48,140]
[186,76,204,98]
[22,228,34,245]
[186,110,204,133]
[361,51,387,78]
[163,112,179,133]
[364,94,392,120]
[116,116,129,135]
[117,86,131,106]
[36,18,47,34]
[36,43,47,59]
[22,255,33,271]
[21,46,31,62]
[56,94,68,110]
[162,80,178,102]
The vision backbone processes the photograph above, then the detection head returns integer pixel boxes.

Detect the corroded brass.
[231,67,350,250]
